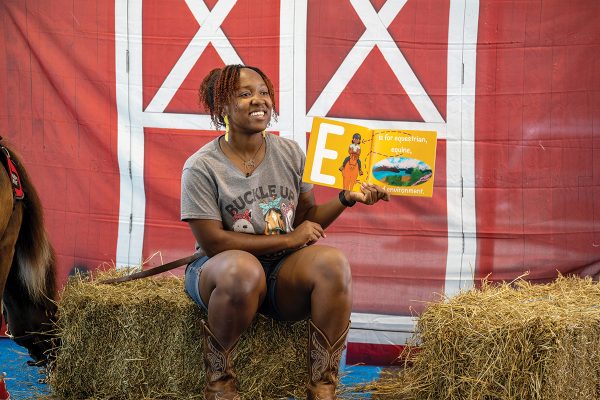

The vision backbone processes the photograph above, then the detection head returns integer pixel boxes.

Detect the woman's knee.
[214,251,266,301]
[313,247,352,291]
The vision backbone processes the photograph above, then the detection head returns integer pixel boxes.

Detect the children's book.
[303,117,438,197]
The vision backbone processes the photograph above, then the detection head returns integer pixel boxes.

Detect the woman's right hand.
[288,220,325,249]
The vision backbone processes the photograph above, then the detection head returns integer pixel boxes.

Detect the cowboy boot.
[306,319,350,400]
[201,320,242,400]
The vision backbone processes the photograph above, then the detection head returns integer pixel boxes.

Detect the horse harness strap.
[99,252,204,284]
[5,329,39,346]
[0,142,25,201]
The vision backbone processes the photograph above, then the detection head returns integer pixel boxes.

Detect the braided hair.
[198,64,277,130]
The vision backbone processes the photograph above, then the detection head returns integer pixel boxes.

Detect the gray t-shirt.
[181,133,313,256]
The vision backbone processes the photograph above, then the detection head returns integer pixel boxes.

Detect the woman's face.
[226,68,273,135]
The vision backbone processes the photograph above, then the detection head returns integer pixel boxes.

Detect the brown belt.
[99,252,205,284]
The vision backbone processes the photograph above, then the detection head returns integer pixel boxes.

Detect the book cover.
[303,117,437,197]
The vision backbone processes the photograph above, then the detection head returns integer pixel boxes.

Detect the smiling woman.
[181,64,389,400]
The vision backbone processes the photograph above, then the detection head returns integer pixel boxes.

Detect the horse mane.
[1,139,56,302]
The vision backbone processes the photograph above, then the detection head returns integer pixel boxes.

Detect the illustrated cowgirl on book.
[339,133,364,176]
[338,133,364,191]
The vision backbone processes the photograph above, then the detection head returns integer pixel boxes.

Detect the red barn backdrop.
[1,0,598,365]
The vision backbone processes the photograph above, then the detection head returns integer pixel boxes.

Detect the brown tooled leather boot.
[306,320,350,400]
[201,320,242,400]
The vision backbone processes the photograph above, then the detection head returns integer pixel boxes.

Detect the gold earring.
[224,115,230,142]
[262,131,266,138]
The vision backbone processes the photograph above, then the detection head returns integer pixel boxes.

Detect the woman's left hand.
[347,183,390,205]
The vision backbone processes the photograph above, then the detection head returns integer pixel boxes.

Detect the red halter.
[0,141,24,201]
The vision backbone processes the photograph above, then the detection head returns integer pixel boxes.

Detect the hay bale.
[49,271,309,400]
[363,276,600,400]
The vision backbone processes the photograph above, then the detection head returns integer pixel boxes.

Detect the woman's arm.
[295,184,390,229]
[294,190,345,230]
[188,218,325,257]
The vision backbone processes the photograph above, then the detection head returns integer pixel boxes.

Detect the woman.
[339,132,364,176]
[181,64,389,400]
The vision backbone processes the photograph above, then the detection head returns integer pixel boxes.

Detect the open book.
[303,117,437,197]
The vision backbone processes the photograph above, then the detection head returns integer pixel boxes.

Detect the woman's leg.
[199,250,267,347]
[197,250,267,400]
[339,156,350,171]
[275,245,352,341]
[274,245,352,400]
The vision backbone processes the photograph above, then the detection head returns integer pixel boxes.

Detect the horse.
[341,154,360,191]
[263,208,286,235]
[0,138,57,366]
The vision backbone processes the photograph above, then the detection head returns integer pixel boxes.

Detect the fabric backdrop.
[1,0,598,365]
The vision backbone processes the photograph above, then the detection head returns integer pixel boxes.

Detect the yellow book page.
[368,129,438,197]
[303,117,372,192]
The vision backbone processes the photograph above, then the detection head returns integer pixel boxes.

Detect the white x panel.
[308,0,444,124]
[115,0,480,343]
[145,0,241,113]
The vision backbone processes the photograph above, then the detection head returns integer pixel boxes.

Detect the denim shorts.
[184,254,289,320]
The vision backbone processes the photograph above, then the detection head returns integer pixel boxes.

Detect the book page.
[303,117,373,192]
[368,129,437,197]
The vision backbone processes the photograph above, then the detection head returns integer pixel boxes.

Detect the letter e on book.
[310,123,344,185]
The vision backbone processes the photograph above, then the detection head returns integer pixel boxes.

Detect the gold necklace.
[225,136,265,177]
